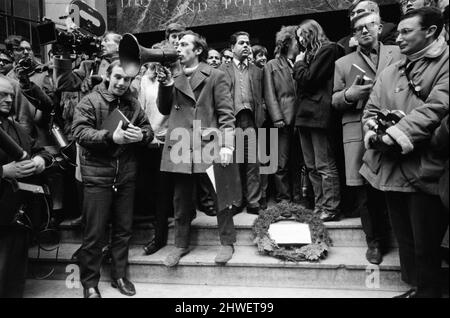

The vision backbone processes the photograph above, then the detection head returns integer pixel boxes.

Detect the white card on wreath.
[268,221,312,245]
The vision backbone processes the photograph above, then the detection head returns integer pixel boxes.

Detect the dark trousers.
[351,185,390,246]
[0,227,29,298]
[79,183,135,288]
[273,126,295,202]
[298,127,341,213]
[385,191,448,297]
[236,110,261,209]
[197,174,216,212]
[135,146,173,245]
[172,173,236,248]
[152,147,174,246]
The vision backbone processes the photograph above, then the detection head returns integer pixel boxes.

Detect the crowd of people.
[0,0,449,299]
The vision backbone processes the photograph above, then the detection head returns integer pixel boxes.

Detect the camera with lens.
[36,1,106,57]
[37,20,102,57]
[366,109,406,154]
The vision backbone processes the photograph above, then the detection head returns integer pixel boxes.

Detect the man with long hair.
[294,20,344,222]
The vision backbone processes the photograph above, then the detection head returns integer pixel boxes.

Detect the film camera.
[36,0,105,57]
[366,109,406,154]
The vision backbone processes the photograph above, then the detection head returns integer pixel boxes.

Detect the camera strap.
[403,62,427,101]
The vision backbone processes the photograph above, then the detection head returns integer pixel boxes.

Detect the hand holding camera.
[365,109,406,154]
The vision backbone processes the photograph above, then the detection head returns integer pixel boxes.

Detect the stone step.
[29,243,444,292]
[59,212,396,247]
[24,279,402,298]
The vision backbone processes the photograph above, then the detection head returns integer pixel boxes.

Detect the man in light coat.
[332,12,402,265]
[361,7,449,298]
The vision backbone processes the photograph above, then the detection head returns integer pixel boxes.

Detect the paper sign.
[268,221,312,245]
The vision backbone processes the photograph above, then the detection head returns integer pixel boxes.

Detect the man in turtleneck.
[360,7,449,298]
[156,30,237,267]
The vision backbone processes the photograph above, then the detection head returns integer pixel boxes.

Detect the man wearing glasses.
[338,0,398,55]
[332,12,402,265]
[360,7,448,298]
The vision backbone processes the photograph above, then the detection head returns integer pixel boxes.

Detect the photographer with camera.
[72,60,153,298]
[0,77,52,298]
[360,7,449,298]
[332,12,402,265]
[5,36,55,143]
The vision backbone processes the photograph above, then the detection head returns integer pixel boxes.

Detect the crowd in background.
[0,0,449,298]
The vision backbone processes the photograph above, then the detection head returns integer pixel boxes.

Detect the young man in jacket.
[361,7,449,297]
[332,12,402,265]
[72,61,153,298]
[264,26,299,204]
[156,30,236,267]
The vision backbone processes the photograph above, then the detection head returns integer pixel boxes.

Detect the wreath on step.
[253,202,332,262]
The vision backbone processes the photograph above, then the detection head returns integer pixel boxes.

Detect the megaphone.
[0,126,28,161]
[51,124,77,168]
[119,33,179,77]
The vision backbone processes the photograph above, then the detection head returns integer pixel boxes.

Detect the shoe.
[259,198,268,210]
[203,206,217,217]
[143,240,163,255]
[68,216,84,228]
[111,278,136,296]
[247,206,260,215]
[83,287,101,298]
[164,247,190,267]
[233,204,246,215]
[393,288,417,298]
[215,245,234,265]
[319,211,339,222]
[366,246,383,265]
[71,245,82,261]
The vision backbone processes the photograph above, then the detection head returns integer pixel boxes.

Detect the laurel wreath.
[253,202,332,262]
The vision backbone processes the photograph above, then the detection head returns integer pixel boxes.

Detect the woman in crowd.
[293,20,344,222]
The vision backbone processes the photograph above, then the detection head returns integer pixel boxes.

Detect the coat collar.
[376,43,394,77]
[399,36,448,68]
[173,62,211,102]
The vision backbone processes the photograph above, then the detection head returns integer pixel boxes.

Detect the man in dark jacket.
[294,20,345,222]
[338,1,398,55]
[264,26,299,203]
[72,61,153,298]
[0,77,52,298]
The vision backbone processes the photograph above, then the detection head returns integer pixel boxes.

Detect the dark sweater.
[293,42,344,129]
